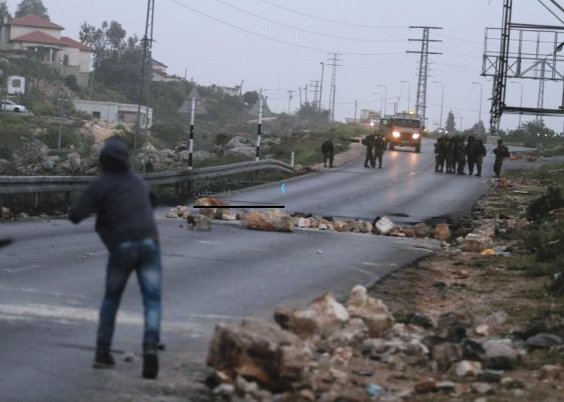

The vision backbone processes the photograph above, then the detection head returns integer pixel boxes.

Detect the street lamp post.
[400,80,411,113]
[433,81,444,131]
[510,81,523,128]
[319,62,325,111]
[372,93,383,116]
[376,84,388,116]
[471,81,483,124]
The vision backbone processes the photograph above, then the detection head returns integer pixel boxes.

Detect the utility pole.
[319,62,325,111]
[287,90,294,114]
[377,84,388,116]
[536,59,547,124]
[256,90,263,161]
[433,81,445,131]
[471,81,484,124]
[407,26,443,127]
[354,99,358,123]
[134,0,156,159]
[304,83,308,104]
[298,87,302,107]
[311,80,320,109]
[459,116,464,131]
[510,80,523,127]
[327,53,342,121]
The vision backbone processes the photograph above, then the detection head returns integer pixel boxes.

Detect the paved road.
[227,140,497,223]
[0,139,508,401]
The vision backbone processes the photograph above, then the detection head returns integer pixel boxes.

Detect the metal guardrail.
[0,159,295,195]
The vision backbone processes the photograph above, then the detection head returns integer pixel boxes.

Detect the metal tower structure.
[483,0,563,135]
[134,0,156,156]
[327,53,342,121]
[407,26,442,126]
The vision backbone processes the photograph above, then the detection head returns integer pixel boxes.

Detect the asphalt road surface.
[0,140,514,401]
[227,140,497,223]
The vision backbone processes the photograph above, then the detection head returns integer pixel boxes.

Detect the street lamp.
[400,80,411,113]
[471,81,483,124]
[319,62,324,111]
[372,93,383,116]
[376,84,387,116]
[433,81,445,131]
[510,81,523,128]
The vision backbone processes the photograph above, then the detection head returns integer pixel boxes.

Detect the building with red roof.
[0,15,94,87]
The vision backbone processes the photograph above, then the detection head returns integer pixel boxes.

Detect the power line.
[407,26,443,124]
[214,0,405,43]
[257,0,407,29]
[166,0,406,56]
[327,53,342,121]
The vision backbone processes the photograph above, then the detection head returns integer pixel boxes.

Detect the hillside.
[0,50,359,175]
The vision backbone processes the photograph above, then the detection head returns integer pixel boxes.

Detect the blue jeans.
[97,238,162,351]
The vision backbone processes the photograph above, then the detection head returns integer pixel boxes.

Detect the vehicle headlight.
[392,131,400,138]
[412,133,420,139]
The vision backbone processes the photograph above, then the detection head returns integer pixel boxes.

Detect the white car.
[1,100,27,113]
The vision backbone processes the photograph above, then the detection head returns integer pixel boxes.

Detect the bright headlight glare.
[412,133,420,139]
[392,131,401,138]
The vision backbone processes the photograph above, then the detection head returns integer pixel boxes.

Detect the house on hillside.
[73,99,153,130]
[152,59,181,82]
[0,15,94,87]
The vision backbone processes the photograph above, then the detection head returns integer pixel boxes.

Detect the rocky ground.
[195,169,564,402]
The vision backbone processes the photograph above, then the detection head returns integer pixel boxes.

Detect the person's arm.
[149,191,157,209]
[68,182,102,224]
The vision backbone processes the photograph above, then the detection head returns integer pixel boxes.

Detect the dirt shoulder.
[367,169,564,401]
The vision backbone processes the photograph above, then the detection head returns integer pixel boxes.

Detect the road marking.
[0,303,204,334]
[361,262,380,267]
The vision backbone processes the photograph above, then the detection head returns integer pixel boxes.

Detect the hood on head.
[100,139,130,173]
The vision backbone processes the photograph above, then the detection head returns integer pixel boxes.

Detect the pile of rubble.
[206,285,562,401]
[165,198,452,240]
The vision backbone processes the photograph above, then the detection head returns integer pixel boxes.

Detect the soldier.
[473,139,487,177]
[445,136,456,174]
[435,136,447,172]
[362,133,376,168]
[465,136,476,176]
[321,139,334,168]
[493,139,510,178]
[456,136,466,175]
[373,133,387,169]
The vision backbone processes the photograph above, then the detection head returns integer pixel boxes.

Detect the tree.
[15,0,48,19]
[243,91,259,105]
[106,21,126,52]
[0,1,12,25]
[445,110,456,134]
[471,120,486,137]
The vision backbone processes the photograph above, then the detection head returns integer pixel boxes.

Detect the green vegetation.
[507,163,564,295]
[269,124,369,166]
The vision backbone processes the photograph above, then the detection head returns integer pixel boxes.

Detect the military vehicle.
[380,114,423,153]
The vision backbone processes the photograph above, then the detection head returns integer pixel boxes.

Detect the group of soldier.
[434,135,487,177]
[322,133,511,178]
[362,132,387,169]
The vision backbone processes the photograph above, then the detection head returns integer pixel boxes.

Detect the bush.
[32,101,57,116]
[527,186,564,223]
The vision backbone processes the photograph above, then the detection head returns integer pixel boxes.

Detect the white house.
[0,15,94,86]
[73,99,153,129]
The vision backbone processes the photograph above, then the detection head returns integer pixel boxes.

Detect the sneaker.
[93,350,115,369]
[142,343,159,379]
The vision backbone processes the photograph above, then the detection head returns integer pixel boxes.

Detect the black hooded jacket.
[68,139,158,251]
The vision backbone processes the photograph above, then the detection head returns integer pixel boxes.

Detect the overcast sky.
[6,0,563,132]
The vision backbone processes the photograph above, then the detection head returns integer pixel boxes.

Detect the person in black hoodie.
[69,139,161,379]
